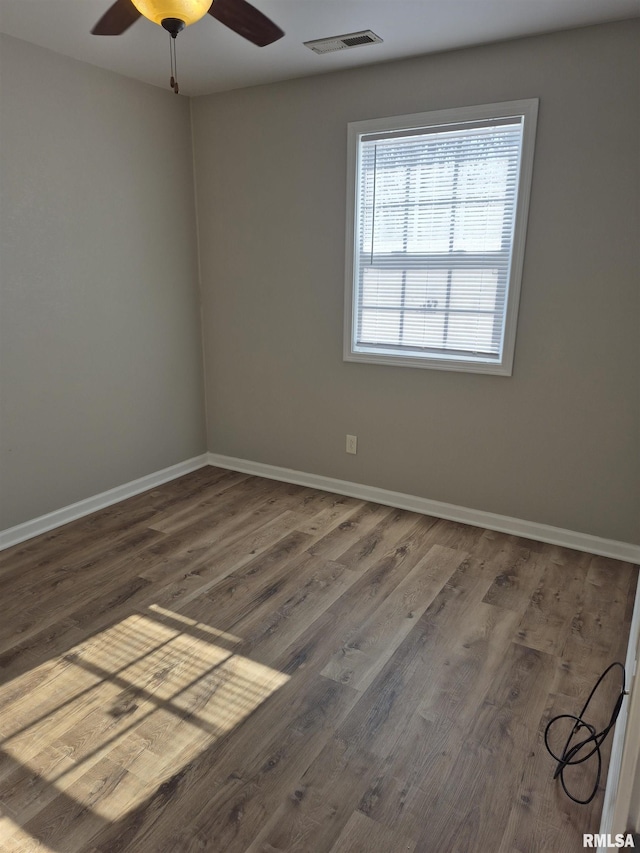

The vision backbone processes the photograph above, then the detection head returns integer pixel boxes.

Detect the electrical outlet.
[346,434,357,454]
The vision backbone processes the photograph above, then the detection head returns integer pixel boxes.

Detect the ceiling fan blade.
[208,0,284,47]
[92,0,142,35]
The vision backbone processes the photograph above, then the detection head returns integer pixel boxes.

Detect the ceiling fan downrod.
[162,18,184,93]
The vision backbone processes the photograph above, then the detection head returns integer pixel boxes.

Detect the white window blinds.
[346,102,538,374]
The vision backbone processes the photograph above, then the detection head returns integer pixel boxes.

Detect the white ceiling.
[1,0,638,97]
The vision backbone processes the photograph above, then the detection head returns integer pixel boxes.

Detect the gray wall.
[0,35,206,529]
[191,21,640,545]
[2,23,638,544]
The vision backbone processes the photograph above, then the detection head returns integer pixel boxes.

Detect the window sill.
[343,349,513,375]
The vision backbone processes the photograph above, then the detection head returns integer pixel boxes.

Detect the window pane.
[362,269,403,307]
[453,202,506,251]
[361,309,401,345]
[402,312,446,349]
[416,159,456,200]
[456,155,510,200]
[449,270,499,312]
[446,314,496,354]
[406,203,452,253]
[404,271,448,309]
[370,164,407,254]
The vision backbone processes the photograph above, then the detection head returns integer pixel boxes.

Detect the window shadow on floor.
[0,604,290,852]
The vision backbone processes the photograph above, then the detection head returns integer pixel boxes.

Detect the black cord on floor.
[544,661,626,804]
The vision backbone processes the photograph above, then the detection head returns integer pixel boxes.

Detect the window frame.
[343,99,539,375]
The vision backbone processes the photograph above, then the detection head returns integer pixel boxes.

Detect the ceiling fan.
[92,0,284,92]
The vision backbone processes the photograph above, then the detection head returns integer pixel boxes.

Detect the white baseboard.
[3,450,639,565]
[0,454,209,551]
[207,452,640,564]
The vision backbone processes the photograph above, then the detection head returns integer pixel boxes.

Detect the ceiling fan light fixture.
[130,0,211,27]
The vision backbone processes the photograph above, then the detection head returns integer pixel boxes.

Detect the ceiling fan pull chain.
[173,38,179,93]
[168,33,179,93]
[169,33,174,89]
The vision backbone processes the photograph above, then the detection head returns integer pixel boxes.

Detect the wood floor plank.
[0,467,635,853]
[9,756,146,853]
[562,555,636,665]
[90,676,361,853]
[514,556,588,655]
[227,557,358,666]
[466,641,557,752]
[355,711,457,839]
[321,544,466,691]
[334,572,491,762]
[496,689,609,853]
[481,540,546,613]
[0,465,233,584]
[317,508,433,572]
[165,529,316,629]
[412,644,557,853]
[271,557,423,684]
[327,809,417,853]
[0,531,162,648]
[144,471,274,534]
[241,736,377,853]
[417,599,522,726]
[0,745,78,825]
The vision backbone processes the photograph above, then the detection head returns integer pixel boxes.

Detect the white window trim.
[343,99,539,376]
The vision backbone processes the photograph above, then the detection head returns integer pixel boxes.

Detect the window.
[344,100,538,374]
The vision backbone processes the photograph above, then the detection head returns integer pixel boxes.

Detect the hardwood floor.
[0,467,636,853]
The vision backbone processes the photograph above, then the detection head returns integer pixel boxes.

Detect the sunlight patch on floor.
[0,607,289,843]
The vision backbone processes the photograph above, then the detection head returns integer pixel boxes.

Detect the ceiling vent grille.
[304,30,383,55]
